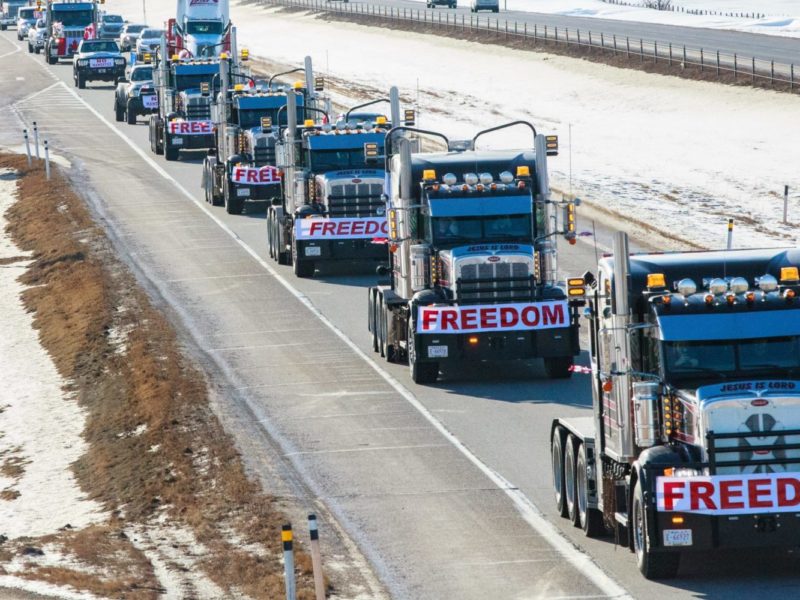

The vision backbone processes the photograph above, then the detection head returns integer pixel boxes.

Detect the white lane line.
[284,443,450,457]
[50,74,633,600]
[165,272,269,283]
[14,81,61,105]
[0,41,21,60]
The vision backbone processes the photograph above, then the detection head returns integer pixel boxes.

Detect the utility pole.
[142,0,147,24]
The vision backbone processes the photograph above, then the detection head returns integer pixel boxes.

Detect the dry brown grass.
[0,153,326,598]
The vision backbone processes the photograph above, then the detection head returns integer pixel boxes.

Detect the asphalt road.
[3,30,800,599]
[327,0,800,64]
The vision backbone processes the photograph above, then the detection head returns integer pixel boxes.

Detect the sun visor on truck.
[657,310,800,342]
[427,195,531,218]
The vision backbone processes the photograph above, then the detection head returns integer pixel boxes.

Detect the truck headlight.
[114,58,125,66]
[78,59,88,66]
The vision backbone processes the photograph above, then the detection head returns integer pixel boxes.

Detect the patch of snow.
[0,544,102,599]
[116,423,147,439]
[0,170,107,540]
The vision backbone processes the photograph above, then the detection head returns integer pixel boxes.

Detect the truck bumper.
[127,96,158,116]
[79,66,126,82]
[414,325,579,364]
[167,133,214,151]
[227,181,281,203]
[296,238,387,262]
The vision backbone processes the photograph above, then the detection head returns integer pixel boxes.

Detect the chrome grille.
[327,182,384,217]
[457,261,533,304]
[185,96,211,120]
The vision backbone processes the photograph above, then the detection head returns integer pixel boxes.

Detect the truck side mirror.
[376,265,389,276]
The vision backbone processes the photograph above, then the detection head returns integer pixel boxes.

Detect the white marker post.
[282,524,296,600]
[44,140,51,180]
[784,185,790,224]
[308,515,325,600]
[726,218,733,250]
[33,121,40,159]
[23,129,32,165]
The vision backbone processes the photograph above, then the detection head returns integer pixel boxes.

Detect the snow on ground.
[413,0,800,39]
[113,1,800,251]
[0,170,106,541]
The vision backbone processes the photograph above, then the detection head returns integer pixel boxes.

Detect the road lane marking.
[284,443,450,457]
[36,68,633,600]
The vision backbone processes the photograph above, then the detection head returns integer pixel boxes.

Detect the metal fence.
[261,0,797,92]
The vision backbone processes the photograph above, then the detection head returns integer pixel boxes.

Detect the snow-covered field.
[115,1,800,251]
[423,0,800,38]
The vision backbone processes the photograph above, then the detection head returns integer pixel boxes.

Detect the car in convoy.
[73,39,126,89]
[427,0,456,7]
[0,0,26,31]
[470,0,499,11]
[136,28,164,60]
[27,17,46,54]
[97,13,124,39]
[119,22,147,52]
[16,6,40,41]
[114,64,157,125]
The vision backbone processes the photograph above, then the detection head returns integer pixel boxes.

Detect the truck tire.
[368,290,379,353]
[544,356,573,379]
[293,258,314,278]
[126,104,137,125]
[114,100,125,122]
[223,180,244,215]
[576,440,605,537]
[381,306,395,362]
[408,322,438,384]
[266,210,275,257]
[564,434,579,525]
[77,73,86,89]
[35,46,40,54]
[551,428,569,518]
[275,217,289,265]
[27,42,33,53]
[164,139,179,161]
[633,480,680,579]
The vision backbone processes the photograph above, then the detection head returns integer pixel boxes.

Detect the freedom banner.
[168,120,213,135]
[295,218,388,240]
[231,165,281,186]
[417,301,568,335]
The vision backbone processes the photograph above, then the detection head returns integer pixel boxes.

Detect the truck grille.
[456,262,534,304]
[186,102,211,120]
[327,182,384,218]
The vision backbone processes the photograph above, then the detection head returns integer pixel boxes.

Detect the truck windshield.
[309,149,371,172]
[131,67,153,81]
[103,15,122,23]
[663,336,800,384]
[186,21,223,35]
[432,214,532,245]
[80,40,119,53]
[238,109,282,129]
[52,9,94,27]
[175,74,217,92]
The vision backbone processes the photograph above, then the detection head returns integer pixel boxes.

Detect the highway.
[284,0,800,64]
[3,28,800,599]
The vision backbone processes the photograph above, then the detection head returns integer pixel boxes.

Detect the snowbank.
[0,170,105,540]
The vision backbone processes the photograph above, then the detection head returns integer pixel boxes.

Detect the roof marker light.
[499,171,514,184]
[708,278,728,296]
[729,277,749,294]
[646,273,666,289]
[422,169,437,182]
[442,173,457,186]
[758,274,778,292]
[781,266,800,282]
[464,173,479,186]
[479,173,493,185]
[516,165,530,178]
[677,278,697,296]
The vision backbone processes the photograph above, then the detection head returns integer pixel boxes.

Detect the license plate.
[90,58,114,68]
[96,68,107,74]
[142,95,158,109]
[236,188,249,198]
[171,137,183,146]
[304,246,321,257]
[663,529,692,547]
[427,345,448,358]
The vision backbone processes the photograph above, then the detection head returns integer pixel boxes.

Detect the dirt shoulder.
[0,152,325,599]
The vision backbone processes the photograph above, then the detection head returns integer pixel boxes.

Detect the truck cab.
[552,238,800,579]
[45,1,97,64]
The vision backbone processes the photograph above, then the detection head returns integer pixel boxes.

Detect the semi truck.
[44,0,97,63]
[551,235,800,579]
[148,31,242,161]
[1,0,29,30]
[368,123,581,384]
[266,88,403,279]
[166,0,230,59]
[203,59,314,215]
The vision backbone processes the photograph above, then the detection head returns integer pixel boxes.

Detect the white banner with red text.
[657,473,800,515]
[168,120,213,135]
[294,217,388,240]
[231,165,281,186]
[417,300,568,335]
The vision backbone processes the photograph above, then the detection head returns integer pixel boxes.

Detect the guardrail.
[260,0,797,93]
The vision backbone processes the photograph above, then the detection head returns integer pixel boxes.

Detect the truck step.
[614,511,629,528]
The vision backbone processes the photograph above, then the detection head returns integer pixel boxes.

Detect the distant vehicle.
[470,0,499,12]
[73,39,125,89]
[114,64,157,125]
[166,0,230,59]
[16,6,42,40]
[427,0,456,8]
[44,1,98,64]
[119,22,146,52]
[97,13,124,39]
[0,0,27,31]
[336,110,388,127]
[136,28,164,60]
[28,17,46,54]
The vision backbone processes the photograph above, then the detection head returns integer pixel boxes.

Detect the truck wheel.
[164,139,179,161]
[126,105,137,125]
[77,73,86,89]
[576,441,605,537]
[544,356,573,379]
[35,46,40,54]
[408,322,438,384]
[369,291,379,353]
[266,211,275,257]
[223,181,244,215]
[633,480,680,579]
[114,100,125,122]
[275,219,289,265]
[551,428,568,518]
[27,42,33,53]
[381,306,396,362]
[293,258,314,278]
[564,434,579,525]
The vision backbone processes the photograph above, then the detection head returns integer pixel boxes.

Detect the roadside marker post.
[23,129,31,165]
[44,140,51,180]
[282,524,296,600]
[33,121,40,159]
[784,185,790,224]
[726,218,733,249]
[308,515,325,600]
